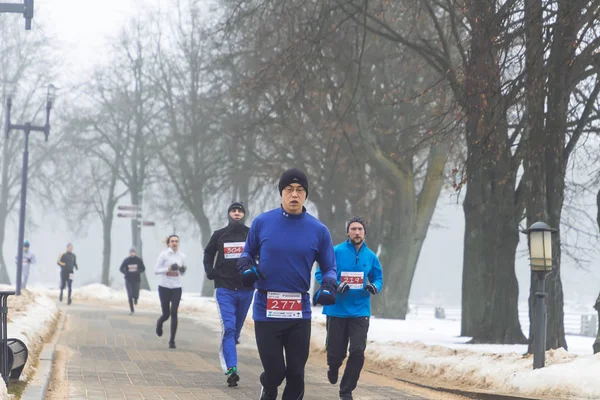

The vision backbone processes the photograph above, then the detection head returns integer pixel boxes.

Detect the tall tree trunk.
[101,217,112,286]
[529,0,581,352]
[523,0,567,352]
[0,136,13,284]
[461,1,526,343]
[130,189,150,290]
[101,174,119,286]
[195,201,214,297]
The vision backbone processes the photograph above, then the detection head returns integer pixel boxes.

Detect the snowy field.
[30,284,600,399]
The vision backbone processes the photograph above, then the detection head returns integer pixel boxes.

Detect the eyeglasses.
[283,186,306,194]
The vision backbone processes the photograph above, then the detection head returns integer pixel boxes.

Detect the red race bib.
[166,271,179,277]
[266,292,302,319]
[340,271,364,289]
[223,242,245,259]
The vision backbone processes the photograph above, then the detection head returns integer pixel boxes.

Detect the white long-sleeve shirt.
[154,248,186,289]
[15,250,36,266]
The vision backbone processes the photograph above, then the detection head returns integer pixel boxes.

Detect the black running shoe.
[259,386,277,399]
[226,367,239,387]
[156,320,163,337]
[339,393,353,400]
[327,366,339,384]
[169,341,176,349]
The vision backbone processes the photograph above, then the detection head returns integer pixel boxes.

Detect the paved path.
[45,302,446,400]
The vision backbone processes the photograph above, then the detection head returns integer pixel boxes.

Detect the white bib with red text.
[128,264,138,272]
[266,292,303,319]
[340,271,364,289]
[224,242,245,259]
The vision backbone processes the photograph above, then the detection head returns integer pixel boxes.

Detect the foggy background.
[1,0,599,311]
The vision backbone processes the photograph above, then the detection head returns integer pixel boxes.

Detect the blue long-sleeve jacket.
[239,206,337,322]
[316,239,383,318]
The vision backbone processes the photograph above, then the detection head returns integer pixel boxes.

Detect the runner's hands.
[238,258,263,287]
[313,279,337,306]
[337,281,350,294]
[365,283,379,295]
[169,263,179,271]
[178,265,187,275]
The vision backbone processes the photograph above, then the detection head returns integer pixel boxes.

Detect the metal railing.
[409,304,597,337]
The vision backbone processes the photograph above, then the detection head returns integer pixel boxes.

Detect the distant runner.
[17,240,36,290]
[154,234,187,349]
[57,243,78,305]
[316,216,383,400]
[119,247,146,315]
[204,201,253,387]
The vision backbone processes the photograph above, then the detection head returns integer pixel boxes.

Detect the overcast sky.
[1,0,599,311]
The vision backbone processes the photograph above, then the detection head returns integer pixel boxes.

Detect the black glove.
[206,269,216,280]
[313,279,337,306]
[178,265,187,275]
[169,263,179,271]
[238,258,263,287]
[365,283,379,295]
[337,281,350,294]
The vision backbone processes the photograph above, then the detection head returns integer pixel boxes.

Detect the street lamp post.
[5,84,56,295]
[0,0,34,30]
[521,221,557,369]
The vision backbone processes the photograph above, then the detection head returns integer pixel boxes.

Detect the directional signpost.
[117,204,154,290]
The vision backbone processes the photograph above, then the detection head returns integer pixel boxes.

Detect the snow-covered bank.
[57,284,599,400]
[0,287,59,399]
[310,313,598,400]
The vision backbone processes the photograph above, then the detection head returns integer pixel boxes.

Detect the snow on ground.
[52,284,600,400]
[0,286,59,399]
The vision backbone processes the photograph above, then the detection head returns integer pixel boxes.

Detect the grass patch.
[7,379,27,397]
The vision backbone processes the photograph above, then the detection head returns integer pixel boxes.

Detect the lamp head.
[520,221,557,272]
[46,84,57,107]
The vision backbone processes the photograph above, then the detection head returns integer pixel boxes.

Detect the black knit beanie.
[228,201,246,214]
[347,216,366,235]
[278,168,309,197]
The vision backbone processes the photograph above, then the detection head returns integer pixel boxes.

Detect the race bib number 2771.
[266,292,302,319]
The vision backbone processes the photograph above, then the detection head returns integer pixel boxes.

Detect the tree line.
[1,1,600,354]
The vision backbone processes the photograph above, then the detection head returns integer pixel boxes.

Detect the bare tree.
[0,16,55,283]
[221,0,459,317]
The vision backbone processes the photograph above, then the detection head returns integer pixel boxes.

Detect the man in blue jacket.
[316,216,383,400]
[237,168,338,400]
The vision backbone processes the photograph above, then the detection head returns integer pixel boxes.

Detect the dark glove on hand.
[240,266,260,287]
[365,283,379,295]
[169,263,179,271]
[337,281,350,294]
[206,269,216,280]
[178,265,187,275]
[313,279,337,306]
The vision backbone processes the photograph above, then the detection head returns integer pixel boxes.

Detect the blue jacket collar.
[280,205,307,219]
[345,238,368,252]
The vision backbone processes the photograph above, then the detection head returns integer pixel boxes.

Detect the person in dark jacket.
[119,247,146,315]
[57,243,78,305]
[204,201,253,388]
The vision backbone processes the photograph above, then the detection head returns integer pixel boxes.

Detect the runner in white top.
[154,234,187,349]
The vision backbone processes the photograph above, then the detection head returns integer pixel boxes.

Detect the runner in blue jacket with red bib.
[316,216,383,400]
[237,168,338,400]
